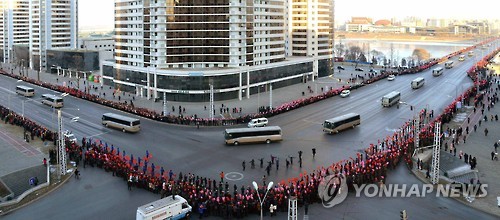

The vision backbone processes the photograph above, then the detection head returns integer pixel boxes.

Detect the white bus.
[432,67,444,76]
[136,196,192,220]
[224,126,283,146]
[16,85,35,97]
[444,61,454,69]
[458,55,466,61]
[41,94,64,108]
[102,113,141,133]
[323,113,361,134]
[411,77,425,89]
[381,91,401,107]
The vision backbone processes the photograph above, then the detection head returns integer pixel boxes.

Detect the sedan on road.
[337,66,345,70]
[388,75,396,81]
[340,89,351,97]
[355,67,364,71]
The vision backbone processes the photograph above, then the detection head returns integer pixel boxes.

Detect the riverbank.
[337,32,481,43]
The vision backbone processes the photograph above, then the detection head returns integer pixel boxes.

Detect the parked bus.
[432,67,444,76]
[381,91,401,107]
[15,85,35,97]
[468,51,474,57]
[224,126,282,146]
[458,55,465,61]
[136,196,192,220]
[102,113,141,133]
[41,94,64,108]
[444,61,454,69]
[322,113,361,134]
[411,77,425,89]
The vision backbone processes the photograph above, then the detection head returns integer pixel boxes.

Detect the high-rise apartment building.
[0,0,78,70]
[104,0,334,102]
[0,0,30,64]
[29,0,78,70]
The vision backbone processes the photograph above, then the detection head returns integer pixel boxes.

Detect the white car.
[340,90,351,97]
[388,75,396,81]
[64,131,77,143]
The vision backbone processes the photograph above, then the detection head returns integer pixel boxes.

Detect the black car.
[337,66,345,70]
[355,67,364,71]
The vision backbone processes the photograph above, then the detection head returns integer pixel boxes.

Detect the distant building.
[368,26,406,33]
[454,21,490,35]
[78,35,114,52]
[426,18,451,28]
[345,17,373,32]
[400,17,424,28]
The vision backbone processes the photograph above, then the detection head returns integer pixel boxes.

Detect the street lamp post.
[253,181,274,220]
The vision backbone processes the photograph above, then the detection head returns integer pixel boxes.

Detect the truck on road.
[136,195,192,220]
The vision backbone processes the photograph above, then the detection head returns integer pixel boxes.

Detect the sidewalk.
[0,121,49,202]
[414,78,500,216]
[1,62,372,120]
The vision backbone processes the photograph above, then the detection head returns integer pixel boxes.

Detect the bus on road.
[16,85,35,97]
[381,91,401,107]
[224,126,282,146]
[102,113,141,133]
[411,77,425,89]
[323,113,361,134]
[41,94,64,108]
[432,67,444,76]
[445,61,454,69]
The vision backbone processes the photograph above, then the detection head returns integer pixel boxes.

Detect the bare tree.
[412,48,431,62]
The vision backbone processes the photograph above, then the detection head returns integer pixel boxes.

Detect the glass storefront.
[103,59,320,102]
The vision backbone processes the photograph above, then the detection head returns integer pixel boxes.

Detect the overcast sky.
[79,0,498,31]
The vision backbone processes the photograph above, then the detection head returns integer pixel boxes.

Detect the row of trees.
[335,43,431,67]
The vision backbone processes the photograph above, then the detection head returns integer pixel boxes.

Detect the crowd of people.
[0,106,56,143]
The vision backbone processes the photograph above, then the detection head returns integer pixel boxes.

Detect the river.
[339,39,476,62]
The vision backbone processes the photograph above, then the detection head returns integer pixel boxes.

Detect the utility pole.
[269,84,273,110]
[163,92,167,116]
[57,110,66,179]
[209,84,214,120]
[431,122,441,185]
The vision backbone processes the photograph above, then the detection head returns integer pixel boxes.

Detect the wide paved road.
[0,44,498,219]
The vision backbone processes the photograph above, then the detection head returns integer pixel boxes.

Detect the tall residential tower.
[104,0,334,102]
[0,0,78,70]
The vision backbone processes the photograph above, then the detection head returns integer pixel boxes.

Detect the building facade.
[0,0,30,65]
[0,0,78,70]
[29,0,78,70]
[104,0,334,102]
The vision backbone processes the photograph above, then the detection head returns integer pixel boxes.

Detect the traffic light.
[400,210,408,220]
